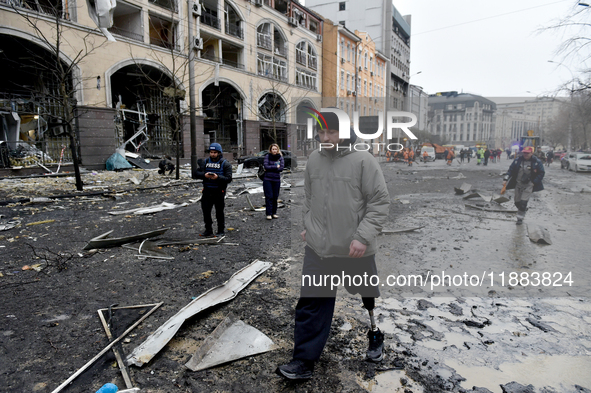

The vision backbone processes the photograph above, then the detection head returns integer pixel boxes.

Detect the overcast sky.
[391,0,589,98]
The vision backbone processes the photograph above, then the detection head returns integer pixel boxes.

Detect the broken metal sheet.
[381,225,425,234]
[245,194,265,212]
[108,202,188,216]
[156,236,225,246]
[527,225,552,245]
[126,260,272,367]
[454,183,472,195]
[462,192,481,200]
[185,314,277,372]
[464,203,518,213]
[236,164,243,174]
[126,156,157,170]
[83,228,169,250]
[0,219,20,231]
[50,302,162,393]
[493,195,511,204]
[280,180,291,188]
[477,193,492,203]
[121,240,173,259]
[293,180,305,187]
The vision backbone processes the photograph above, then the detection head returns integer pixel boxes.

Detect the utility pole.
[568,83,573,152]
[188,0,198,178]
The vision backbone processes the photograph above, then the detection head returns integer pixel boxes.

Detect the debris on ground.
[51,303,162,393]
[527,225,552,245]
[126,260,272,367]
[83,228,169,250]
[454,182,472,195]
[185,313,277,371]
[108,202,189,216]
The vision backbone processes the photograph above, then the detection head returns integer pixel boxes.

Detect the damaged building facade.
[0,0,323,169]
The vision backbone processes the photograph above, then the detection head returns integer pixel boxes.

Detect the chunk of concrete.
[527,225,552,245]
[454,183,472,195]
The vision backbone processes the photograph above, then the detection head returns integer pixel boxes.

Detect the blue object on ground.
[96,383,118,393]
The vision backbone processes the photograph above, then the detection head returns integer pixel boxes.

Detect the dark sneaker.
[367,329,384,362]
[275,359,314,380]
[200,229,213,237]
[216,230,225,236]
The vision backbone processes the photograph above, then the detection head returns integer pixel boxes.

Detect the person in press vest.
[195,143,232,236]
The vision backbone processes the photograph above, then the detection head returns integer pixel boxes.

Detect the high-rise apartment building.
[305,0,412,111]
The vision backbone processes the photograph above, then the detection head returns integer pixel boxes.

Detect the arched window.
[259,93,286,122]
[257,22,288,81]
[224,2,243,39]
[295,41,318,90]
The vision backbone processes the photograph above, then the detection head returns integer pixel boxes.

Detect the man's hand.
[205,172,218,179]
[300,230,306,241]
[349,239,366,258]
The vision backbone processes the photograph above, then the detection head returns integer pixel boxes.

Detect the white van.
[420,146,435,162]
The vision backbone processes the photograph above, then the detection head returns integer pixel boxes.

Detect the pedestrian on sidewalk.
[483,148,491,166]
[460,149,465,163]
[502,146,545,225]
[262,143,284,220]
[276,111,390,381]
[195,143,232,236]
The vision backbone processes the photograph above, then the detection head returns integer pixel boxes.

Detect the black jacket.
[505,155,545,192]
[195,157,232,190]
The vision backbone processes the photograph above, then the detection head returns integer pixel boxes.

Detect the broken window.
[257,53,287,81]
[108,1,143,42]
[7,0,70,19]
[296,42,306,66]
[149,14,178,50]
[224,2,243,39]
[273,0,287,14]
[201,3,220,30]
[309,19,318,34]
[295,68,317,90]
[258,93,286,122]
[149,0,176,12]
[257,23,272,50]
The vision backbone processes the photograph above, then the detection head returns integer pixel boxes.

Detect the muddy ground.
[1,158,590,393]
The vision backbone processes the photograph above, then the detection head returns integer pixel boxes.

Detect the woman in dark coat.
[262,143,284,220]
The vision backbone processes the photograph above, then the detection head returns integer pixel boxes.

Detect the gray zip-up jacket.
[303,138,390,258]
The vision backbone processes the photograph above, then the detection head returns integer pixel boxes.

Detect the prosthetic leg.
[362,297,384,362]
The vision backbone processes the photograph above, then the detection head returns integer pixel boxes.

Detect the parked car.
[237,150,297,169]
[561,152,591,172]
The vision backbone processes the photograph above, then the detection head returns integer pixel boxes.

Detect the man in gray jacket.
[276,111,390,380]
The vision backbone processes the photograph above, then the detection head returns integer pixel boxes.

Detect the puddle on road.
[446,355,591,393]
[359,369,424,393]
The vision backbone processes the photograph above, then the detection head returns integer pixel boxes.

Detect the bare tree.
[246,76,317,154]
[11,3,108,190]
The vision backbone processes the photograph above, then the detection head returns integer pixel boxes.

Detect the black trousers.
[293,247,379,362]
[201,188,225,231]
[263,179,280,215]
